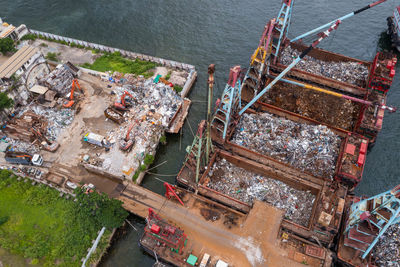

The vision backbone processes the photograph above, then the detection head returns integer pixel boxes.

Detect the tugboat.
[387,6,400,51]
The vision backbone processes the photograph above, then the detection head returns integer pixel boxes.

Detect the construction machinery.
[63,79,82,108]
[139,208,189,266]
[31,128,59,152]
[338,184,400,266]
[119,123,135,151]
[114,91,134,111]
[5,146,43,166]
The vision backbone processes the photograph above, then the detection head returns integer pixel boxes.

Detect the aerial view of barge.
[0,0,399,266]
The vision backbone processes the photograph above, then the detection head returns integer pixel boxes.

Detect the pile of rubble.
[231,113,341,179]
[372,224,400,266]
[114,78,183,128]
[3,138,39,154]
[280,46,369,86]
[18,105,74,141]
[206,159,315,226]
[38,64,74,95]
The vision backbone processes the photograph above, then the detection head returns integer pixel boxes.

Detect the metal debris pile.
[372,224,400,267]
[206,159,315,226]
[3,138,39,154]
[17,105,74,141]
[280,46,369,86]
[114,78,183,128]
[231,113,341,179]
[38,64,74,95]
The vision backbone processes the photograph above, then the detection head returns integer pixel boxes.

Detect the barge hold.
[240,2,397,145]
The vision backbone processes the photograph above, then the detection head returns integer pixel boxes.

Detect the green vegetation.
[0,92,14,111]
[45,52,58,61]
[132,154,155,182]
[173,85,183,93]
[20,34,37,41]
[159,135,167,145]
[0,38,15,55]
[165,71,172,80]
[81,52,157,77]
[0,170,128,266]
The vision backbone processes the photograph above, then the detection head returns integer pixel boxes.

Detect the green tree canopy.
[0,92,13,110]
[0,38,15,55]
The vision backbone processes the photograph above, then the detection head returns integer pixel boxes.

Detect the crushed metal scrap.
[231,112,341,179]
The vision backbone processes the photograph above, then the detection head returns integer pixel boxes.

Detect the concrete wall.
[29,29,196,72]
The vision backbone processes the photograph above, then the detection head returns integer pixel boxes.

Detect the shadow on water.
[376,30,400,55]
[99,215,155,267]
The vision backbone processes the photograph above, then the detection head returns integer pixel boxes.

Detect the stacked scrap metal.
[372,224,400,267]
[206,159,315,226]
[231,113,341,179]
[280,46,369,86]
[39,64,74,95]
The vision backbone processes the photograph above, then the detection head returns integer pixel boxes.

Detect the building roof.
[0,24,15,38]
[0,46,39,79]
[29,85,48,95]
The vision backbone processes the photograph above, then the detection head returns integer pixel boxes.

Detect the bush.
[0,92,14,110]
[45,52,58,61]
[173,85,183,93]
[144,154,155,166]
[165,71,172,80]
[20,34,37,41]
[0,38,15,55]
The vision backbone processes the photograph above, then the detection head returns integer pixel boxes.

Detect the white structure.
[0,45,49,88]
[0,18,29,41]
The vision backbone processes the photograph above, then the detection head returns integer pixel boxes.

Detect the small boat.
[387,6,400,51]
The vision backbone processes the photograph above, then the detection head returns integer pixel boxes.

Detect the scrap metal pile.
[17,105,74,141]
[205,159,315,226]
[38,64,74,95]
[280,46,369,86]
[4,138,40,154]
[114,78,183,128]
[372,224,400,267]
[92,77,183,178]
[231,113,341,179]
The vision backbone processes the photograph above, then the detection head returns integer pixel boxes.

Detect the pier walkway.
[118,183,330,267]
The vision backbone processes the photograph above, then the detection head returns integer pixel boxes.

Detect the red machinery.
[164,182,184,206]
[119,122,135,151]
[63,79,82,108]
[114,91,134,111]
[144,208,187,254]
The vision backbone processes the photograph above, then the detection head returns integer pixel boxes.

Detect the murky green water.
[1,0,400,266]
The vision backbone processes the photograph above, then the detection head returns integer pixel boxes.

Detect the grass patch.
[132,154,155,182]
[81,52,157,77]
[0,170,127,267]
[173,85,183,93]
[165,71,172,80]
[45,52,58,61]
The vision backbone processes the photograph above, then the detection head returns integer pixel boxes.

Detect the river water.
[1,0,400,266]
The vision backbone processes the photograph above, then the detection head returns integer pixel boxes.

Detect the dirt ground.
[261,82,361,131]
[29,39,96,65]
[0,54,9,65]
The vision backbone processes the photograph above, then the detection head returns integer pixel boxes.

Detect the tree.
[0,92,13,111]
[0,38,15,55]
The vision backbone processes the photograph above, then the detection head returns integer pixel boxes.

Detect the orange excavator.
[63,79,82,108]
[120,122,135,151]
[114,91,134,111]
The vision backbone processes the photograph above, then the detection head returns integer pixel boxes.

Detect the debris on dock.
[231,113,341,179]
[205,158,315,226]
[280,46,369,86]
